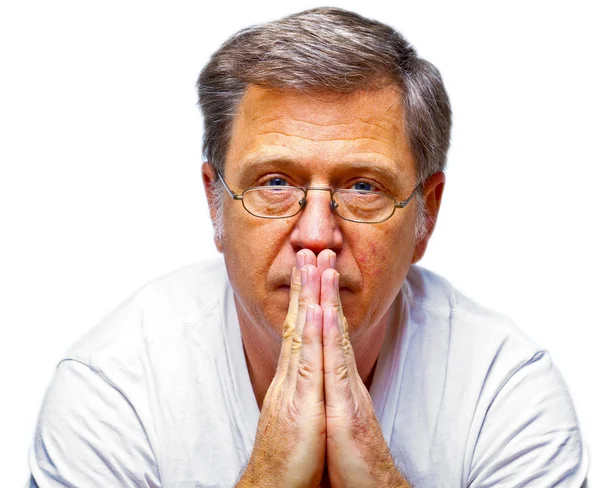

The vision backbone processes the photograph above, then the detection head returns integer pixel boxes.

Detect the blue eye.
[352,181,373,191]
[267,177,288,187]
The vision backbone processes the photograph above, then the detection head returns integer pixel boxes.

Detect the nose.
[289,188,343,256]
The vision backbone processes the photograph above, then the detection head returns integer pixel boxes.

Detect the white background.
[1,1,598,485]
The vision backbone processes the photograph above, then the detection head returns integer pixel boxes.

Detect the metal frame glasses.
[217,172,421,224]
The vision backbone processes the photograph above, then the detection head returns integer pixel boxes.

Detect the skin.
[202,85,444,487]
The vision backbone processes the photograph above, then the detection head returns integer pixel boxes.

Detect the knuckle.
[335,362,349,380]
[297,358,314,380]
[341,335,352,356]
[341,316,350,335]
[286,397,302,420]
[290,330,303,351]
[282,320,295,340]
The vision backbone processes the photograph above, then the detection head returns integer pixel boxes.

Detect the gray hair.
[197,7,451,241]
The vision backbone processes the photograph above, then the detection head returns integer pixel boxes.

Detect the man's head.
[198,7,451,241]
[196,7,451,343]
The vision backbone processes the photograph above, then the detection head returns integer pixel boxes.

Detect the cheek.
[356,241,385,276]
[223,208,292,291]
[354,222,414,284]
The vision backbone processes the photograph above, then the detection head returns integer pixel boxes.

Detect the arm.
[29,359,160,487]
[468,351,588,487]
[319,263,410,488]
[236,253,326,488]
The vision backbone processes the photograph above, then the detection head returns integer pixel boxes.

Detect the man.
[30,7,587,487]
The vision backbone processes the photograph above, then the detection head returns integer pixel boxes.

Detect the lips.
[271,265,358,291]
[276,283,352,292]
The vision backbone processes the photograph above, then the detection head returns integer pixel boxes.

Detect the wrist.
[236,455,284,488]
[377,465,410,488]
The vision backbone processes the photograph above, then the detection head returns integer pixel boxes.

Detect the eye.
[266,177,289,187]
[352,181,375,192]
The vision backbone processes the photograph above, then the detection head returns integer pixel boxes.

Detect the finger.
[321,272,360,384]
[320,268,340,313]
[285,249,317,337]
[294,304,324,402]
[282,266,302,341]
[282,249,317,341]
[286,265,321,381]
[279,250,316,352]
[317,249,336,275]
[298,249,317,268]
[270,265,303,394]
[274,252,318,390]
[321,268,351,352]
[323,305,354,410]
[271,250,319,394]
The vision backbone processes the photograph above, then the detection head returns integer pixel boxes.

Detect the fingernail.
[307,304,315,321]
[334,273,339,290]
[290,267,297,285]
[329,252,336,269]
[301,267,308,286]
[297,252,306,269]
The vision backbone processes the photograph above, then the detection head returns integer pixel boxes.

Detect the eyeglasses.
[217,172,421,224]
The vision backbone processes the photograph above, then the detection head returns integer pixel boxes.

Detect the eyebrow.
[237,154,409,187]
[238,155,296,174]
[337,160,404,185]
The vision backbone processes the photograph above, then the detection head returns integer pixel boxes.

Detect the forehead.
[225,85,416,182]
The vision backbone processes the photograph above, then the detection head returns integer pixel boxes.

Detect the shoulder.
[400,265,547,407]
[64,258,228,369]
[402,266,588,485]
[31,258,248,485]
[404,264,541,365]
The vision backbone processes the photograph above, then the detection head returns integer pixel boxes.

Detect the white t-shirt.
[29,260,588,487]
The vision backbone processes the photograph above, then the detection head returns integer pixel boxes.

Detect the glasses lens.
[333,190,395,223]
[243,187,305,218]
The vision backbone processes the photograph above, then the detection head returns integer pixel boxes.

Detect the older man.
[30,7,587,488]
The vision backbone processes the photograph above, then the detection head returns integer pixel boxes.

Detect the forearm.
[365,448,411,488]
[373,466,411,488]
[371,461,410,488]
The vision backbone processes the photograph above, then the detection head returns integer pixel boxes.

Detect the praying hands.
[237,249,409,488]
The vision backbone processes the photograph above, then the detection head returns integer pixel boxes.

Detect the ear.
[411,171,445,264]
[201,162,224,253]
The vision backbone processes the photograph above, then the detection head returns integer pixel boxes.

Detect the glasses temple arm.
[395,183,422,208]
[217,172,243,200]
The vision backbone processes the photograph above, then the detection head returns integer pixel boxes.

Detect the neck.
[236,297,392,410]
[239,310,280,410]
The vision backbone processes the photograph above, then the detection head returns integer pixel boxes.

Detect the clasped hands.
[238,249,407,488]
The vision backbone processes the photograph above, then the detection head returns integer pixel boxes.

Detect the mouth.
[277,284,351,292]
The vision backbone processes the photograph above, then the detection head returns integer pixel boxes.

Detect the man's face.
[207,85,435,342]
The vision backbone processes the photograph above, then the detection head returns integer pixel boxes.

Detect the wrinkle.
[261,115,401,134]
[256,129,391,145]
[356,116,399,132]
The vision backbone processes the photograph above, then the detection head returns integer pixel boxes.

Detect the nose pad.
[330,199,339,212]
